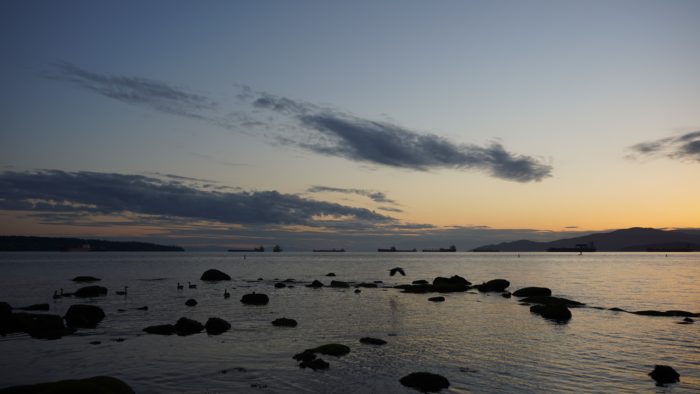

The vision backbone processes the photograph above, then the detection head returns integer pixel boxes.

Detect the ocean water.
[0,252,698,393]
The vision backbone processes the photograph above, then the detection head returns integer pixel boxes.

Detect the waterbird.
[177,282,183,290]
[52,290,60,300]
[224,289,230,299]
[188,281,197,289]
[116,286,128,296]
[389,267,406,276]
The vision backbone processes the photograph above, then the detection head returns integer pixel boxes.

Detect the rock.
[649,365,680,385]
[632,310,699,317]
[373,280,383,284]
[14,303,50,311]
[330,280,349,288]
[360,337,387,345]
[519,296,585,307]
[7,313,75,339]
[354,289,361,293]
[355,283,378,288]
[428,296,445,302]
[399,372,450,392]
[90,341,101,345]
[609,307,626,312]
[200,269,231,281]
[272,318,298,327]
[0,376,134,394]
[474,279,510,293]
[174,317,204,336]
[412,279,429,285]
[185,298,197,307]
[432,275,471,292]
[143,324,176,335]
[326,272,336,277]
[65,304,105,328]
[300,358,329,370]
[502,292,512,298]
[274,282,286,288]
[397,284,434,294]
[306,280,324,288]
[0,302,11,319]
[677,317,694,324]
[282,278,295,283]
[293,349,317,362]
[205,317,231,335]
[135,306,148,311]
[312,343,350,357]
[512,287,552,297]
[241,293,269,305]
[530,304,572,322]
[72,276,101,283]
[74,286,108,298]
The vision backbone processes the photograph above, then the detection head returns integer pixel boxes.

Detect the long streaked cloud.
[628,131,700,162]
[307,185,398,205]
[0,170,392,226]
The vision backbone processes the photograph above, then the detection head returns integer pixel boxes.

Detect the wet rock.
[205,317,231,335]
[0,376,134,394]
[241,293,269,305]
[15,303,50,311]
[185,298,197,307]
[200,269,231,281]
[530,304,572,322]
[272,318,297,327]
[312,343,350,357]
[474,279,510,293]
[649,365,680,385]
[143,324,176,335]
[74,286,108,298]
[325,272,336,277]
[330,280,349,288]
[306,280,324,288]
[519,296,585,307]
[174,317,204,336]
[432,275,471,292]
[72,276,101,283]
[274,282,286,288]
[399,372,450,392]
[502,292,512,298]
[632,310,699,317]
[428,296,445,302]
[65,304,105,328]
[412,279,429,285]
[513,287,552,297]
[360,337,387,345]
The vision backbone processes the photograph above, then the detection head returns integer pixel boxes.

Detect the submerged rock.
[185,298,197,307]
[325,272,336,277]
[432,275,470,292]
[272,318,298,327]
[306,280,324,288]
[0,376,134,394]
[512,287,552,297]
[632,310,699,317]
[205,317,231,335]
[428,296,445,302]
[300,357,329,370]
[330,280,349,288]
[143,324,176,335]
[474,279,510,293]
[649,365,680,385]
[274,282,286,288]
[530,304,572,322]
[677,317,694,324]
[312,343,350,357]
[72,276,101,283]
[519,296,585,307]
[74,286,108,298]
[174,317,204,336]
[241,293,269,305]
[65,304,105,328]
[359,337,387,345]
[399,372,450,392]
[200,269,231,281]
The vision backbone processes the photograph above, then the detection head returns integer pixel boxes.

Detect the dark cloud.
[44,62,218,120]
[0,170,392,226]
[307,185,398,205]
[628,131,700,162]
[253,93,552,182]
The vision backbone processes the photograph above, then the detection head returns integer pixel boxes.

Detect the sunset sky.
[1,0,699,250]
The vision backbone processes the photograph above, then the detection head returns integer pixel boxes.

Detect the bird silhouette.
[188,281,197,289]
[116,286,128,295]
[389,267,406,276]
[52,290,61,300]
[224,289,230,299]
[177,282,183,290]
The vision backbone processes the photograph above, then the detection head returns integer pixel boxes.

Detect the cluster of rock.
[293,343,350,371]
[143,316,231,336]
[1,301,106,339]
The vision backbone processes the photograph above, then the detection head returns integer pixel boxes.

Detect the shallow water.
[0,252,698,393]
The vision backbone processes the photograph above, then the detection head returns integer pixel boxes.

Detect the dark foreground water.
[0,252,698,393]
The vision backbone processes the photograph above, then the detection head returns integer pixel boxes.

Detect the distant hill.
[0,236,185,252]
[472,227,700,252]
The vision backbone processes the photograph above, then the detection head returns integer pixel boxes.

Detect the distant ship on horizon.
[313,248,346,252]
[422,245,457,252]
[378,246,417,252]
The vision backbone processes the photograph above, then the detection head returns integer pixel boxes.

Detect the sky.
[1,0,699,250]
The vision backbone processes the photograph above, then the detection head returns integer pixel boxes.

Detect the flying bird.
[389,267,406,276]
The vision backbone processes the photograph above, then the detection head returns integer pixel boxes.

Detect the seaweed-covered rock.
[432,276,470,292]
[72,276,101,283]
[649,365,680,385]
[174,317,204,336]
[272,318,297,327]
[330,280,349,288]
[512,287,552,297]
[240,293,269,305]
[399,372,450,392]
[530,304,572,322]
[306,280,324,288]
[65,304,105,328]
[143,324,176,335]
[0,376,134,394]
[359,337,387,345]
[205,317,231,335]
[74,286,108,298]
[474,279,510,293]
[200,269,231,281]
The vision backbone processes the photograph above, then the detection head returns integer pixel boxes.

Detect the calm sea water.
[0,252,698,393]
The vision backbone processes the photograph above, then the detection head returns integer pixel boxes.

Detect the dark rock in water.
[330,280,349,288]
[398,284,434,294]
[274,282,286,288]
[117,309,126,313]
[135,306,148,311]
[0,376,135,394]
[241,293,269,305]
[520,295,585,307]
[649,365,680,385]
[65,304,105,328]
[677,317,694,324]
[90,341,101,345]
[428,296,445,302]
[412,279,429,285]
[74,286,108,298]
[356,283,378,288]
[502,292,512,298]
[432,275,471,292]
[143,324,176,335]
[373,280,383,284]
[293,349,317,363]
[312,343,350,357]
[112,338,125,342]
[185,298,197,307]
[72,276,101,283]
[7,313,75,339]
[325,272,336,277]
[272,317,298,327]
[530,304,572,322]
[174,317,204,336]
[609,307,626,312]
[200,269,231,281]
[205,317,231,335]
[399,372,450,392]
[513,287,552,297]
[474,279,510,293]
[15,303,50,311]
[354,289,361,294]
[301,357,330,370]
[0,302,11,318]
[360,337,387,345]
[306,280,324,288]
[632,310,699,317]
